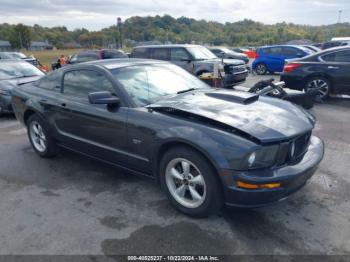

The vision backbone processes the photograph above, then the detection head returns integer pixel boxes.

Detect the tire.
[160,146,223,217]
[255,63,267,75]
[304,76,331,100]
[27,114,58,158]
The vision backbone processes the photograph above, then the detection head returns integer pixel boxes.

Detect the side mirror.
[220,51,225,58]
[88,91,120,105]
[180,58,191,63]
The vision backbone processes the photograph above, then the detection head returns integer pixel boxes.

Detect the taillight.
[283,63,302,73]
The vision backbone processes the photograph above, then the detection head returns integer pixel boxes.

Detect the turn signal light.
[236,181,281,189]
[283,63,302,73]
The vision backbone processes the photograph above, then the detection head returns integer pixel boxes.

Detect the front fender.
[152,126,257,178]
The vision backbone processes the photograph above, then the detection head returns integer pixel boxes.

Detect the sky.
[0,0,349,30]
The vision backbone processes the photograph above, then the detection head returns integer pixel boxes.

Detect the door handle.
[328,66,339,69]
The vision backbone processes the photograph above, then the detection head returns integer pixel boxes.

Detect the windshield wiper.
[177,88,196,94]
[10,75,40,79]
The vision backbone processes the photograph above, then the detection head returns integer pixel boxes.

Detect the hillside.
[1,15,350,48]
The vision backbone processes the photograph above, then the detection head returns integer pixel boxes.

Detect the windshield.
[187,46,217,60]
[112,63,209,106]
[220,47,233,53]
[7,52,27,59]
[0,61,44,80]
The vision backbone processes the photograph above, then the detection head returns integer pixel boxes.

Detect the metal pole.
[337,10,342,23]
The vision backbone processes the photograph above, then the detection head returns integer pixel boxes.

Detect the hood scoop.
[205,91,259,104]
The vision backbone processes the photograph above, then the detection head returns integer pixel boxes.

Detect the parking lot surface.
[0,74,349,255]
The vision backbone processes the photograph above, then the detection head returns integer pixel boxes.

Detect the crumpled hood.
[148,89,314,143]
[0,76,42,91]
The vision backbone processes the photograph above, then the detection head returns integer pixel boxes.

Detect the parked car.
[252,45,312,75]
[322,41,350,50]
[0,60,44,115]
[11,59,324,217]
[231,47,257,58]
[51,49,128,70]
[131,45,248,87]
[209,47,249,64]
[281,46,350,100]
[0,52,38,67]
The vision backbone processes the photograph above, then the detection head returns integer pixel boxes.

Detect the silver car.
[131,44,248,87]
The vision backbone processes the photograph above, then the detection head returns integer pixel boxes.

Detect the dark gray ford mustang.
[11,59,324,217]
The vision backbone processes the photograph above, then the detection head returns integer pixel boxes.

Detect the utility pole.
[117,17,123,49]
[337,10,342,23]
[18,32,23,50]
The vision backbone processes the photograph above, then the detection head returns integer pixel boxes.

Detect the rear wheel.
[160,147,223,217]
[305,77,331,100]
[255,63,267,75]
[27,114,58,158]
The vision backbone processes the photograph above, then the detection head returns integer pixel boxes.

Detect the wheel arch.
[304,73,334,92]
[154,140,224,188]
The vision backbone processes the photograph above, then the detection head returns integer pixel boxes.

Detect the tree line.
[1,15,349,49]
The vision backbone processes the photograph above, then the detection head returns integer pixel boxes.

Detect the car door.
[53,68,130,165]
[321,50,350,94]
[170,47,194,72]
[264,47,284,72]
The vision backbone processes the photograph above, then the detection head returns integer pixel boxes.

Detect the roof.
[134,44,202,49]
[286,39,313,45]
[321,46,350,53]
[259,45,306,49]
[84,58,167,70]
[0,40,11,47]
[30,41,51,47]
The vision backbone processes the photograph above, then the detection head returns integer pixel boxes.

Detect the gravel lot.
[0,74,349,255]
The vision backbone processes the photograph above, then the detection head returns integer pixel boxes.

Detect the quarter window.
[63,70,114,98]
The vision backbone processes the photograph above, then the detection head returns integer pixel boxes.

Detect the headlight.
[241,145,279,170]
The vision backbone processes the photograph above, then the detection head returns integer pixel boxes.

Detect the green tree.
[9,23,31,49]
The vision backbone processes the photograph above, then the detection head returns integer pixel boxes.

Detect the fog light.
[236,181,281,189]
[247,152,256,167]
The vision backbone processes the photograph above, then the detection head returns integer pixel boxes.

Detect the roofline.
[133,44,203,49]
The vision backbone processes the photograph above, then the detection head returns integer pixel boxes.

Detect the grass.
[23,49,81,70]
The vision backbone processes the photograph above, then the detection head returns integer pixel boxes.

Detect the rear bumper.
[0,95,13,114]
[222,136,324,207]
[280,74,305,91]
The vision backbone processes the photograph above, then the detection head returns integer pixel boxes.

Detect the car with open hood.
[11,59,324,217]
[0,60,44,115]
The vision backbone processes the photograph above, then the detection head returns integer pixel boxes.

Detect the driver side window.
[63,70,115,100]
[171,48,190,61]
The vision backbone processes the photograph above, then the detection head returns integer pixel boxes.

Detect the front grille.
[275,132,311,166]
[288,132,311,164]
[225,65,246,74]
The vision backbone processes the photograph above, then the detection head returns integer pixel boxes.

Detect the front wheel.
[160,147,223,217]
[27,114,58,158]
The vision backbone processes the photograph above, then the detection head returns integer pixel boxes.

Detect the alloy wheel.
[165,158,206,209]
[256,64,267,75]
[29,121,47,153]
[306,79,329,99]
